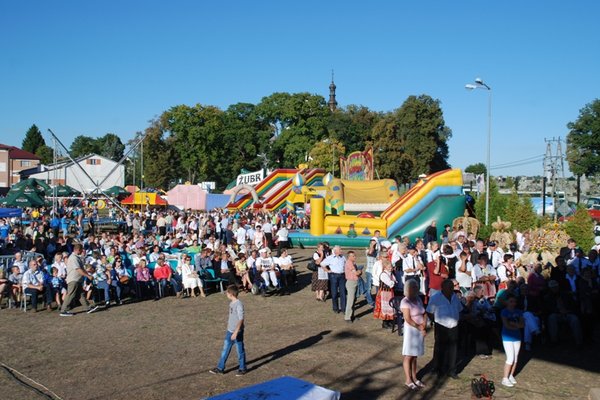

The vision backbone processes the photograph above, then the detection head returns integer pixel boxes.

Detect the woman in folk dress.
[374,259,396,328]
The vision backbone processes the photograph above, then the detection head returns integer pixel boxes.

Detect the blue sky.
[1,1,599,176]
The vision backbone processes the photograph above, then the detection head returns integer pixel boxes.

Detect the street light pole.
[466,78,492,226]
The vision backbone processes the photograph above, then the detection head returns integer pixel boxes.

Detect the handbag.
[307,261,317,272]
[119,275,130,285]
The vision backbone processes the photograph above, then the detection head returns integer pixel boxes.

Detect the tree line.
[21,92,454,190]
[137,92,453,190]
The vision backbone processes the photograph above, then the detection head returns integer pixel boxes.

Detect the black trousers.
[433,322,459,375]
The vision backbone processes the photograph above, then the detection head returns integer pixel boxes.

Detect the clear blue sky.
[1,1,599,176]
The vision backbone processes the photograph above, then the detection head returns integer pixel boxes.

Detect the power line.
[490,154,544,169]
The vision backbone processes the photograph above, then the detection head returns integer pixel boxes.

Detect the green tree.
[504,192,539,232]
[142,119,173,189]
[370,94,452,184]
[35,145,53,165]
[465,162,487,176]
[308,139,346,175]
[97,133,125,162]
[564,205,595,251]
[215,103,272,187]
[256,92,330,168]
[566,99,600,177]
[474,180,507,238]
[21,124,46,154]
[327,105,381,153]
[70,135,101,158]
[162,104,225,184]
[504,176,515,190]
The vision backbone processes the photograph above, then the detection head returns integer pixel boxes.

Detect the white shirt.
[314,252,329,280]
[472,263,497,282]
[258,256,275,271]
[262,222,272,234]
[321,254,346,274]
[372,259,384,287]
[402,254,420,276]
[487,249,503,269]
[13,259,27,274]
[455,259,473,288]
[53,261,67,279]
[236,227,246,245]
[426,292,463,329]
[379,270,396,288]
[278,255,293,267]
[497,263,519,283]
[22,269,44,287]
[276,227,289,242]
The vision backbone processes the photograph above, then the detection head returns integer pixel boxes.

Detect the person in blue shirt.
[0,219,11,241]
[500,294,524,388]
[60,215,69,236]
[50,215,60,236]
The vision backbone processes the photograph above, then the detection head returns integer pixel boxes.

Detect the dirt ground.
[0,248,598,400]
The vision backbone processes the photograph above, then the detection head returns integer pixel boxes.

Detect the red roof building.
[0,144,41,193]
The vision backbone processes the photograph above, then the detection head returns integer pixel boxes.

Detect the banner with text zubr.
[236,170,265,186]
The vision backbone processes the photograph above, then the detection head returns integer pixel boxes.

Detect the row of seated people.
[0,245,299,310]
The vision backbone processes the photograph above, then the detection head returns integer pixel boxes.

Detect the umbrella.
[11,178,51,192]
[52,184,81,197]
[0,191,45,208]
[103,186,131,197]
[9,184,45,196]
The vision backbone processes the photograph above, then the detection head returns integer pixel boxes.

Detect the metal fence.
[0,251,44,273]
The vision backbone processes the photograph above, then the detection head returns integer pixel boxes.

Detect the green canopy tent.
[8,184,45,196]
[103,186,131,197]
[52,185,81,197]
[11,178,51,192]
[0,190,45,208]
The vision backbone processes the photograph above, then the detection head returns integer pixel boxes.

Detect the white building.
[24,154,125,194]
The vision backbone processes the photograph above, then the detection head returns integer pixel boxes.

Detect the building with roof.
[0,143,41,194]
[22,154,124,194]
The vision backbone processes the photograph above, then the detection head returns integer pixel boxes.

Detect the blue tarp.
[206,194,229,210]
[0,208,22,218]
[204,376,340,400]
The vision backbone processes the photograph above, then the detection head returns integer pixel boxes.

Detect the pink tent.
[166,185,207,210]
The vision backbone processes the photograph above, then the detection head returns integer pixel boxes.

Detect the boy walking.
[210,285,247,376]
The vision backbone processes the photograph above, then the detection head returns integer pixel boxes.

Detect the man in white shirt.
[426,279,463,379]
[262,221,273,248]
[275,225,289,256]
[257,248,278,290]
[236,226,247,250]
[22,260,47,312]
[486,241,503,269]
[12,252,27,274]
[403,245,425,289]
[321,245,347,314]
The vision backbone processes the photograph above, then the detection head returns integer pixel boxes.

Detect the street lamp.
[465,77,492,226]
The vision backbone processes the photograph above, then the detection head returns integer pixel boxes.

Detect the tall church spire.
[328,70,338,112]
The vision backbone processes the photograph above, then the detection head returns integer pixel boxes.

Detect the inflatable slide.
[289,169,465,247]
[227,168,324,211]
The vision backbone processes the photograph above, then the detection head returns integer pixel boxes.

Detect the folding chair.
[20,286,33,313]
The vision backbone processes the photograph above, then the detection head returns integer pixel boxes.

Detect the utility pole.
[543,137,566,220]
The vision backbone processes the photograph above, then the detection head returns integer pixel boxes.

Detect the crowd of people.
[307,223,599,390]
[0,207,301,316]
[1,209,599,390]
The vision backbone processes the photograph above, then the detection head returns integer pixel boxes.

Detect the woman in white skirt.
[180,255,206,298]
[401,278,427,390]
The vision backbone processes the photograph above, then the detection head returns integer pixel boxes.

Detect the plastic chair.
[203,268,224,293]
[20,286,33,313]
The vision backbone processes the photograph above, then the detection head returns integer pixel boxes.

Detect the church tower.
[328,70,338,112]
